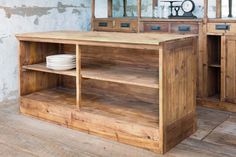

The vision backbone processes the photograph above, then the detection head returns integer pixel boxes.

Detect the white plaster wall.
[0,0,91,102]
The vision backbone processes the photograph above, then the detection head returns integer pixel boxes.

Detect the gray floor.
[0,100,236,157]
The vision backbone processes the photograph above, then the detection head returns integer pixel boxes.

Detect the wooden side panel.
[225,36,236,104]
[160,37,197,153]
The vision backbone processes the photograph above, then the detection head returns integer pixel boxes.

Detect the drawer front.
[171,23,199,34]
[114,20,138,33]
[207,23,229,34]
[94,20,114,31]
[142,22,169,33]
[225,23,236,35]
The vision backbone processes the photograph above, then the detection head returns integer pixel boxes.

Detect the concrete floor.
[0,100,235,157]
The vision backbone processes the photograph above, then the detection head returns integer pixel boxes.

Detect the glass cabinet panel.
[112,0,138,17]
[208,0,236,18]
[142,0,204,19]
[141,0,153,17]
[95,0,108,18]
[208,0,216,18]
[221,0,236,18]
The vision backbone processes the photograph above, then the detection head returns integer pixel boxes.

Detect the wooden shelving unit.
[17,31,197,154]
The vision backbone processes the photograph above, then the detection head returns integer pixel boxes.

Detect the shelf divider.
[76,44,81,108]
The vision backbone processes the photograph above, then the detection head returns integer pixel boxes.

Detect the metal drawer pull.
[178,25,191,32]
[99,22,108,27]
[120,23,130,28]
[151,26,161,30]
[215,24,230,30]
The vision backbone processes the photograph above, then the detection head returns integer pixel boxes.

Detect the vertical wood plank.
[221,35,226,100]
[137,0,141,33]
[152,0,157,13]
[202,23,208,97]
[204,0,208,19]
[225,36,236,103]
[159,46,164,154]
[226,39,235,100]
[19,41,24,97]
[76,44,81,108]
[91,0,95,31]
[137,0,141,18]
[108,0,112,17]
[216,0,222,18]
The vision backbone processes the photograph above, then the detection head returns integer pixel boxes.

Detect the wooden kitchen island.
[16,31,197,154]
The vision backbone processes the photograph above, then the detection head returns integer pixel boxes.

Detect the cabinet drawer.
[114,20,138,33]
[171,23,199,34]
[94,20,114,31]
[225,23,236,35]
[207,23,230,34]
[142,22,169,33]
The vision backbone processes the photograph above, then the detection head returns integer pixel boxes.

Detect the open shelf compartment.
[207,35,222,99]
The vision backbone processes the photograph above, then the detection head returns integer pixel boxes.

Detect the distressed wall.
[0,0,91,102]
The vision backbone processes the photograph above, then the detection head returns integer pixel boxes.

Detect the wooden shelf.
[22,63,76,77]
[20,88,160,149]
[22,88,159,129]
[22,63,159,88]
[208,64,221,68]
[21,88,76,108]
[82,66,159,89]
[81,92,159,128]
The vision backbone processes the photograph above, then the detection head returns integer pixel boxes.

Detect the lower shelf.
[20,88,160,153]
[198,97,236,113]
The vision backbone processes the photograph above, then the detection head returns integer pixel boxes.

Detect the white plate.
[47,61,76,65]
[47,64,76,67]
[47,65,76,71]
[46,54,76,60]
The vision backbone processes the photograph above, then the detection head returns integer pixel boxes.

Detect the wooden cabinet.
[16,31,197,154]
[199,32,236,112]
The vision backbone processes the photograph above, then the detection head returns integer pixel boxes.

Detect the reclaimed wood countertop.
[16,31,197,50]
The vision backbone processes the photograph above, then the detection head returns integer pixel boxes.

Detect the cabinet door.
[225,36,236,103]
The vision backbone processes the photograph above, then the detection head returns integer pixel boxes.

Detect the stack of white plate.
[46,54,76,71]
